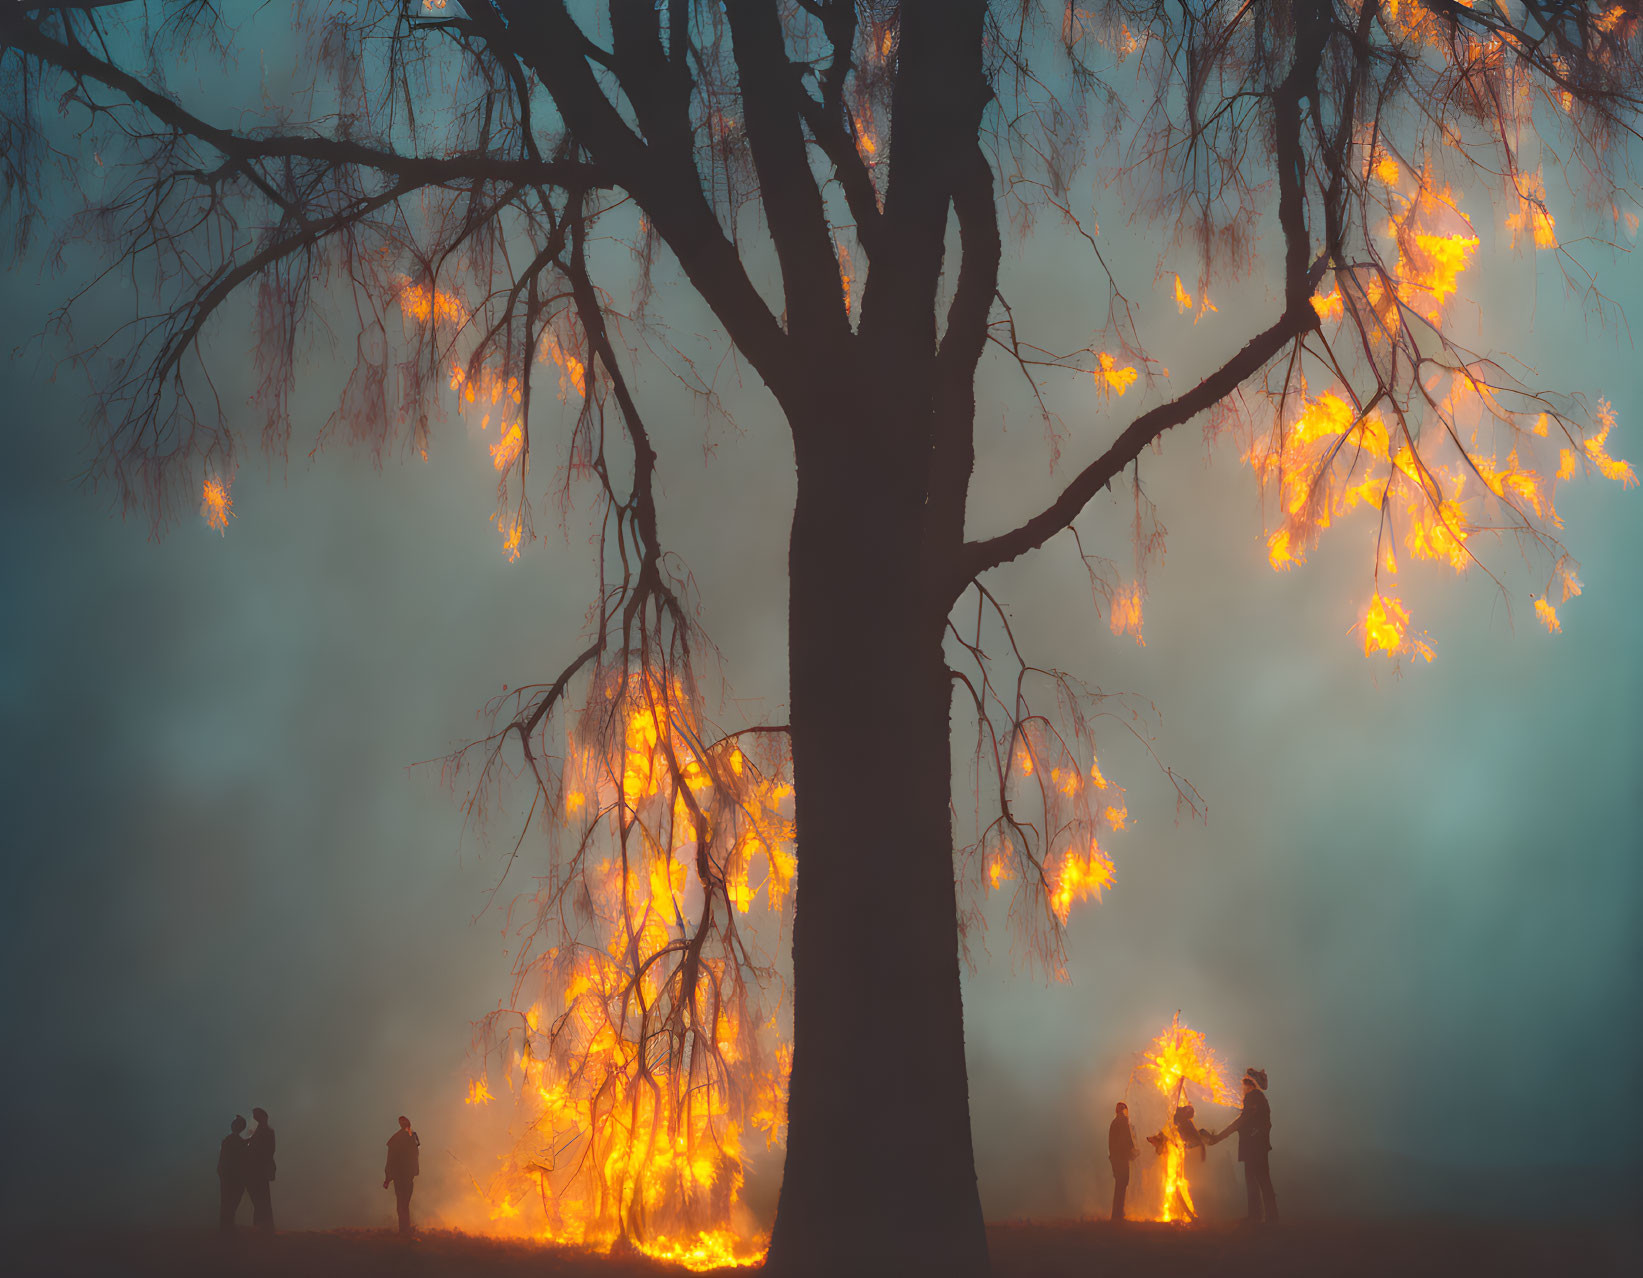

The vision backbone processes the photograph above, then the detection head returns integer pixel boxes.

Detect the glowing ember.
[1094,352,1138,398]
[1391,171,1479,326]
[1173,273,1217,322]
[1363,590,1434,662]
[1108,583,1145,645]
[1047,840,1114,923]
[1584,401,1638,487]
[1507,171,1558,250]
[200,475,233,532]
[398,276,590,558]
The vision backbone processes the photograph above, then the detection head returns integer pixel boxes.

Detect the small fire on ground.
[1129,1012,1239,1224]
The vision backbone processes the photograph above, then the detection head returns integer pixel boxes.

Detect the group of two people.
[216,1108,276,1232]
[218,1110,422,1236]
[1108,1066,1279,1225]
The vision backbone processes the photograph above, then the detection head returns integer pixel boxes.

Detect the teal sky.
[1,2,1639,1234]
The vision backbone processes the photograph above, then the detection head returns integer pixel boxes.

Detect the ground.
[8,1220,1638,1277]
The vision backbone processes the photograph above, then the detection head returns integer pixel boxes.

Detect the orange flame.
[1363,591,1435,662]
[1047,840,1114,923]
[1136,1014,1236,1223]
[1584,401,1638,487]
[1391,171,1479,326]
[1173,273,1218,322]
[200,475,233,533]
[1094,352,1139,399]
[1507,170,1558,250]
[1108,583,1145,645]
[449,674,793,1267]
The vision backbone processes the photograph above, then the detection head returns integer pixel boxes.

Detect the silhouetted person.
[1214,1068,1277,1223]
[244,1107,277,1232]
[217,1115,248,1230]
[1107,1101,1138,1221]
[383,1115,420,1235]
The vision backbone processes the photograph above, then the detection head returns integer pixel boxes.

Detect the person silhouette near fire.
[1208,1067,1277,1223]
[244,1107,277,1232]
[1107,1101,1139,1221]
[217,1115,248,1230]
[383,1115,421,1235]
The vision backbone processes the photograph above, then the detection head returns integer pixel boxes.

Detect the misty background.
[2,6,1641,1238]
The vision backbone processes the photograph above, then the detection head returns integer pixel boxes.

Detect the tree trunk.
[765,402,989,1277]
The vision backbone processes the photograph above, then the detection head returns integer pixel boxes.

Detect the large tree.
[4,1,1639,1273]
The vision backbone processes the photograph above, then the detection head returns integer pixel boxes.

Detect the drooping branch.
[0,11,600,191]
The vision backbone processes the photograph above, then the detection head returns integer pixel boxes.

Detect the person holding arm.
[1214,1068,1277,1223]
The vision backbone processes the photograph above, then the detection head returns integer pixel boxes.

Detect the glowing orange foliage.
[1363,591,1435,662]
[1047,841,1114,923]
[200,475,232,532]
[1507,170,1558,249]
[1108,583,1145,645]
[446,675,792,1267]
[1093,351,1139,399]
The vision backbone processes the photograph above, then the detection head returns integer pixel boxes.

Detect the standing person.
[1214,1068,1277,1223]
[383,1115,421,1236]
[217,1115,248,1230]
[1107,1101,1138,1221]
[244,1107,277,1233]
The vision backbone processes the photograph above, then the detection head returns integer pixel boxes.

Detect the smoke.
[2,33,1640,1234]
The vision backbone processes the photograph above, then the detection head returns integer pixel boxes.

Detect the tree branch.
[1,10,601,190]
[958,302,1319,585]
[725,0,847,347]
[925,140,998,570]
[491,0,793,394]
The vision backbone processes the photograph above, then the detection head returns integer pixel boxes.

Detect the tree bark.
[766,394,989,1277]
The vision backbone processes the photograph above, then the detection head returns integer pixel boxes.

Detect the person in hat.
[383,1115,421,1235]
[1107,1101,1139,1221]
[1212,1068,1277,1222]
[217,1115,249,1230]
[244,1107,277,1232]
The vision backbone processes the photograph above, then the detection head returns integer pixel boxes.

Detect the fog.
[1,6,1639,1237]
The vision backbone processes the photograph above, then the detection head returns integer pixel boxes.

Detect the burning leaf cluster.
[456,670,794,1267]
